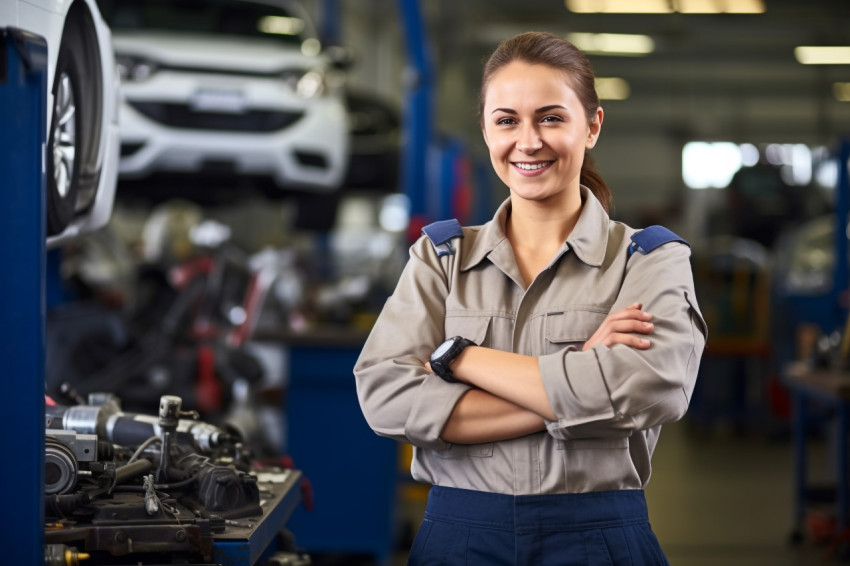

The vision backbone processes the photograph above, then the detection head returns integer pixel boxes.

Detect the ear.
[586,107,604,149]
[481,125,490,148]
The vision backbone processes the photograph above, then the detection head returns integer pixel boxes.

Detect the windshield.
[96,0,309,46]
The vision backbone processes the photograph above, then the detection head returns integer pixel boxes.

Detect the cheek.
[486,136,514,159]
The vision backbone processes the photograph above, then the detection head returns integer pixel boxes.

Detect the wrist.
[430,336,477,383]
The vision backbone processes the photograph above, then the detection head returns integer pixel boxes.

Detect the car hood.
[112,31,321,72]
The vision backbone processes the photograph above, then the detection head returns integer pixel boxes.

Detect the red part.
[300,476,315,512]
[195,345,221,414]
[407,214,430,245]
[451,154,472,223]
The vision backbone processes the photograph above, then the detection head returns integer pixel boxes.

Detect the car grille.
[129,101,303,132]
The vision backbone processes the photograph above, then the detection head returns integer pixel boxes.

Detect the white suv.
[97,0,349,196]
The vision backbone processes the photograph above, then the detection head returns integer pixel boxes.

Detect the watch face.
[432,338,455,360]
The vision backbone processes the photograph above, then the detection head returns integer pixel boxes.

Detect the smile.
[512,161,553,171]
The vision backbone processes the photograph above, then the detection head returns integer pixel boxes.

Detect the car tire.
[46,31,85,236]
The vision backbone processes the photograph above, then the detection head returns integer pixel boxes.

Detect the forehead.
[483,61,580,109]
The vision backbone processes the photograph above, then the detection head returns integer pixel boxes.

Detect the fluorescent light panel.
[596,77,630,100]
[567,32,654,55]
[567,0,671,13]
[565,0,764,13]
[795,47,850,65]
[258,16,304,36]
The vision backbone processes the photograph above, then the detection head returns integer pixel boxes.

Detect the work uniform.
[354,186,707,564]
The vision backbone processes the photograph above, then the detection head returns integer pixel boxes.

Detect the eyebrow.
[490,104,568,115]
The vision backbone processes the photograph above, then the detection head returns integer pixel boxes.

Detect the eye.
[495,116,517,126]
[541,115,564,123]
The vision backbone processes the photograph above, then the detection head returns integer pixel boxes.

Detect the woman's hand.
[582,302,654,352]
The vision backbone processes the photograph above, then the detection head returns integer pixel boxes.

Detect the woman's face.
[482,61,602,204]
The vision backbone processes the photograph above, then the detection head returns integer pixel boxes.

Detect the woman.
[354,31,707,565]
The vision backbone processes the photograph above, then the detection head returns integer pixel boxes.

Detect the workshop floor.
[387,420,842,566]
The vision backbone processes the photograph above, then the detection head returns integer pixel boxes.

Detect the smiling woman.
[354,31,707,565]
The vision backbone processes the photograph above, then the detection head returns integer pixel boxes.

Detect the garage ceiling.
[337,0,850,220]
[421,0,850,142]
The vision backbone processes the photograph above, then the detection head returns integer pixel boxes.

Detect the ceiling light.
[721,0,765,13]
[258,16,305,36]
[568,33,655,55]
[835,83,850,102]
[596,77,630,100]
[678,0,764,12]
[676,0,715,13]
[795,46,850,65]
[566,0,672,13]
[565,0,764,13]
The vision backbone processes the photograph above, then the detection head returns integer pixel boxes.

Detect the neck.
[506,189,583,250]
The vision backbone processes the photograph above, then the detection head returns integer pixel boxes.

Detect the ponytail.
[580,152,612,213]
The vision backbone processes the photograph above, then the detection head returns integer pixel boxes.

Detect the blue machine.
[285,342,398,562]
[0,26,48,566]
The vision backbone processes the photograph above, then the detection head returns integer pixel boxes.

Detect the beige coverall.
[354,187,707,496]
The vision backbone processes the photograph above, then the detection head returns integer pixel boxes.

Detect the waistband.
[424,487,650,534]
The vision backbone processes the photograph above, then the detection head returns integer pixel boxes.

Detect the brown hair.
[480,32,612,212]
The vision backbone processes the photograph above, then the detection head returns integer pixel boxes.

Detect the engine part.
[47,394,236,453]
[44,437,78,495]
[43,393,302,564]
[45,429,103,462]
[44,544,89,566]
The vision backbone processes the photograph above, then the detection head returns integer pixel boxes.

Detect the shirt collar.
[460,186,610,271]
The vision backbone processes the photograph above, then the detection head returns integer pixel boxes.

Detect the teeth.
[515,162,550,170]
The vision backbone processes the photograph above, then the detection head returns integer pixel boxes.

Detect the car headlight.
[280,68,326,99]
[116,55,159,82]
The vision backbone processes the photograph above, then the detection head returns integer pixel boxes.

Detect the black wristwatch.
[430,336,477,383]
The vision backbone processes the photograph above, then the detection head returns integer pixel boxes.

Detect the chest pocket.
[444,314,491,348]
[544,309,607,355]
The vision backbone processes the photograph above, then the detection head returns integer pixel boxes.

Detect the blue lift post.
[0,27,48,564]
[397,0,434,228]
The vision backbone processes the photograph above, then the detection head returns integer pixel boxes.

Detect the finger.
[597,316,652,335]
[602,334,651,349]
[607,320,654,335]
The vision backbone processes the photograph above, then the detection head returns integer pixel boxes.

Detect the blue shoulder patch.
[628,225,689,258]
[422,219,464,257]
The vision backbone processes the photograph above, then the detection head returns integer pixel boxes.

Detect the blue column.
[0,27,47,564]
[834,138,850,332]
[396,0,434,222]
[317,0,340,45]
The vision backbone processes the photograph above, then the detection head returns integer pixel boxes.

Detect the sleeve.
[353,236,472,450]
[538,242,708,440]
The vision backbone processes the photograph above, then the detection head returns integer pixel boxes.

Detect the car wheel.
[46,35,84,236]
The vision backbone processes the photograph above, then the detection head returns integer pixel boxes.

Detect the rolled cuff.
[405,373,472,450]
[539,349,617,439]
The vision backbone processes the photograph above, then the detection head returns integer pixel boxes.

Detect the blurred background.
[21,0,850,564]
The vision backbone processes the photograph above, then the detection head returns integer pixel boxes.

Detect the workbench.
[786,361,850,545]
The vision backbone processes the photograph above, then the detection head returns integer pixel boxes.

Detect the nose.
[516,124,542,153]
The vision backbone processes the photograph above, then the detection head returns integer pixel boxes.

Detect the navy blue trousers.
[408,487,670,566]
